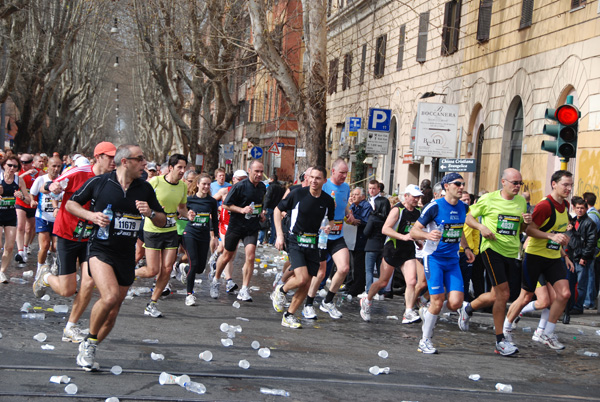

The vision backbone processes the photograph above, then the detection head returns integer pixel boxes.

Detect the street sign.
[277,142,284,148]
[414,103,458,158]
[249,146,263,159]
[403,153,414,164]
[223,144,234,160]
[297,148,306,157]
[267,143,280,155]
[366,131,389,154]
[367,108,392,132]
[438,158,476,172]
[346,117,362,137]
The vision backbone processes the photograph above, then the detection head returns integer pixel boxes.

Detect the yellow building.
[326,0,599,202]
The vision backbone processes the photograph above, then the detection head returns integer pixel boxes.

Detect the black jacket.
[567,214,597,262]
[364,213,386,252]
[264,181,285,210]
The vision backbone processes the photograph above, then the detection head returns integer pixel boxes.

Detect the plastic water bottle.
[245,202,255,219]
[22,313,45,320]
[260,387,290,397]
[423,221,444,255]
[97,204,113,240]
[318,217,328,249]
[183,381,206,395]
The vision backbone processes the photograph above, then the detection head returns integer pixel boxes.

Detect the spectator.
[362,196,391,297]
[583,192,600,310]
[367,179,380,209]
[262,174,285,245]
[344,187,372,297]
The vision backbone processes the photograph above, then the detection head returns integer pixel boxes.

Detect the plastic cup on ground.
[251,341,260,350]
[175,374,190,386]
[238,359,250,369]
[232,301,240,309]
[378,350,388,358]
[258,348,271,358]
[41,294,50,301]
[64,383,78,395]
[199,350,213,362]
[220,323,230,332]
[221,338,233,347]
[469,374,480,381]
[369,366,381,375]
[33,333,47,342]
[50,375,70,384]
[151,352,165,360]
[41,344,55,350]
[495,383,513,393]
[105,398,120,402]
[110,365,122,375]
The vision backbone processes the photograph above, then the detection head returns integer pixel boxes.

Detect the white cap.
[233,170,247,178]
[404,184,424,197]
[74,157,90,167]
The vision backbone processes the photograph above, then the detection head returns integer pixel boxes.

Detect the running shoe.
[144,302,163,318]
[495,340,519,356]
[302,305,318,320]
[359,298,371,322]
[357,292,368,299]
[171,262,179,279]
[50,259,59,276]
[320,300,342,319]
[25,245,31,255]
[532,328,544,343]
[272,285,287,313]
[62,326,85,343]
[179,263,189,285]
[226,279,239,293]
[185,294,196,306]
[33,264,50,298]
[15,251,25,263]
[417,338,437,354]
[402,309,421,324]
[208,251,218,281]
[272,271,283,290]
[161,282,172,297]
[541,333,565,350]
[237,287,253,302]
[281,314,302,329]
[210,279,220,299]
[457,301,471,331]
[77,339,99,371]
[503,326,516,345]
[0,271,7,284]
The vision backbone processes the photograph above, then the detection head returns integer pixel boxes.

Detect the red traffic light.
[556,105,579,126]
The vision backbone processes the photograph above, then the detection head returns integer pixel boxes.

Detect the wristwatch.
[149,210,156,219]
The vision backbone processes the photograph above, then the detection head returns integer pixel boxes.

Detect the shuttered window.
[441,0,462,56]
[416,11,429,63]
[571,0,586,9]
[519,0,534,29]
[328,58,338,95]
[374,34,387,79]
[397,24,406,71]
[342,52,352,90]
[476,0,493,42]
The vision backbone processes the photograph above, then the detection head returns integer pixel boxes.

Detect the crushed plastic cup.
[22,270,34,279]
[236,317,249,321]
[369,366,389,375]
[151,352,165,360]
[227,330,236,339]
[251,340,260,350]
[199,350,213,361]
[33,333,47,342]
[250,286,260,291]
[232,301,241,309]
[495,383,512,393]
[64,383,78,395]
[386,315,399,320]
[20,302,32,312]
[221,338,233,347]
[230,325,242,333]
[596,329,600,336]
[50,375,70,384]
[378,350,388,359]
[9,277,27,284]
[238,359,250,369]
[258,347,271,358]
[110,365,123,375]
[159,372,190,385]
[41,294,50,301]
[106,398,120,402]
[142,339,159,344]
[578,329,585,335]
[522,327,532,333]
[253,269,258,275]
[53,305,69,314]
[220,323,230,332]
[41,344,55,350]
[260,387,290,397]
[469,374,481,381]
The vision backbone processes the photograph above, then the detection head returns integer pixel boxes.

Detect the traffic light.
[541,99,580,160]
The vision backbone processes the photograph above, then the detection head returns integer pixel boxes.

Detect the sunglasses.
[21,160,32,163]
[506,180,524,186]
[126,155,146,162]
[6,163,18,168]
[450,181,465,187]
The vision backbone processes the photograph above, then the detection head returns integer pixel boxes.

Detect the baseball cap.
[93,141,117,157]
[404,184,424,197]
[233,169,247,178]
[146,162,157,171]
[74,157,91,167]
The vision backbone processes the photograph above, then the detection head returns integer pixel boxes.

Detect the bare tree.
[0,0,28,103]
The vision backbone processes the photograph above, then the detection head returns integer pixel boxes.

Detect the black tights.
[182,234,210,294]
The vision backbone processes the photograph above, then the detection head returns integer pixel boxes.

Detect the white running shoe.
[179,263,189,285]
[532,328,544,343]
[495,340,519,356]
[33,264,50,298]
[77,340,99,371]
[272,285,287,312]
[0,271,7,284]
[185,294,196,306]
[320,300,342,319]
[144,302,163,318]
[457,301,471,331]
[237,287,253,302]
[503,326,516,345]
[62,325,85,343]
[418,338,437,354]
[402,309,421,324]
[210,279,220,299]
[226,279,239,293]
[541,333,565,350]
[359,298,371,322]
[302,305,318,320]
[281,314,302,329]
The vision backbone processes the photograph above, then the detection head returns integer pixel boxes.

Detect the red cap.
[94,142,117,157]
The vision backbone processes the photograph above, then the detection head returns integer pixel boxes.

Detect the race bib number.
[42,198,55,213]
[113,213,142,237]
[193,213,210,226]
[441,223,463,243]
[296,233,317,248]
[73,220,93,239]
[330,220,343,236]
[546,231,561,250]
[251,203,263,216]
[165,212,178,228]
[402,221,415,234]
[497,215,520,236]
[0,196,15,210]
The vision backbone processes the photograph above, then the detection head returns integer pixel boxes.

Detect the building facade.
[326,0,599,201]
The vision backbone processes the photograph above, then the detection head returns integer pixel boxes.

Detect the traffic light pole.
[560,158,568,170]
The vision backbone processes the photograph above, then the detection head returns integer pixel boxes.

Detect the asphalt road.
[1,242,599,401]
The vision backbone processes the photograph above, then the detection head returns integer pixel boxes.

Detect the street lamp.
[114,57,119,67]
[420,91,446,99]
[111,18,119,34]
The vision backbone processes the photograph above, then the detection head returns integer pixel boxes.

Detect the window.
[441,1,462,56]
[416,12,429,63]
[359,44,367,85]
[509,100,523,169]
[374,34,387,79]
[519,0,534,29]
[571,0,586,9]
[342,52,352,90]
[397,24,406,71]
[476,0,493,42]
[328,58,339,95]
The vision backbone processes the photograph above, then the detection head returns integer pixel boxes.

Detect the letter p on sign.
[368,108,392,132]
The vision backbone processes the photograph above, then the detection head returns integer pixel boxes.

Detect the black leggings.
[182,234,210,294]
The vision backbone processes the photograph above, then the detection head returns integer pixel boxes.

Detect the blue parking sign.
[368,108,392,132]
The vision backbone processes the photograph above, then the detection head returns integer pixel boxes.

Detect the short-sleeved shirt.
[144,175,187,233]
[184,195,219,241]
[30,174,61,222]
[277,187,335,237]
[210,181,231,205]
[16,168,39,209]
[322,179,350,240]
[223,178,266,232]
[468,190,527,258]
[418,197,468,258]
[52,165,95,241]
[526,195,569,259]
[70,171,163,260]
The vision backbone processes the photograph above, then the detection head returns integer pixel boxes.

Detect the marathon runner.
[15,153,39,262]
